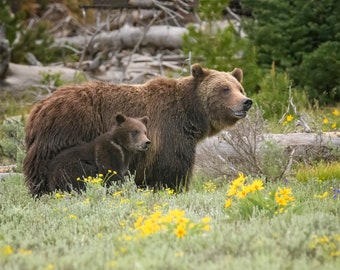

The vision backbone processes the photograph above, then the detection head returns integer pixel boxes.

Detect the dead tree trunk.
[54,25,188,54]
[0,25,10,80]
[195,132,340,178]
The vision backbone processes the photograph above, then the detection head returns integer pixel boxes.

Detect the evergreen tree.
[242,0,340,103]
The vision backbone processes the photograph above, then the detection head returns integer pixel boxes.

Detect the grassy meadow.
[0,172,339,270]
[0,96,339,270]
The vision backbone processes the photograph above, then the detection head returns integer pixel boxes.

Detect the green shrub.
[253,63,308,120]
[252,63,291,119]
[196,0,231,21]
[295,162,340,182]
[242,0,340,104]
[183,24,262,95]
[182,0,262,95]
[0,0,77,65]
[224,173,297,220]
[298,41,340,104]
[0,116,26,171]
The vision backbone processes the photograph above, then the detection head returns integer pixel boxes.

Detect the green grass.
[0,174,339,270]
[296,162,340,183]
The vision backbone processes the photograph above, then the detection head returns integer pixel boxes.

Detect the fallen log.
[80,0,199,26]
[80,0,199,10]
[0,54,188,91]
[54,24,188,54]
[0,25,10,80]
[0,63,87,92]
[195,132,340,177]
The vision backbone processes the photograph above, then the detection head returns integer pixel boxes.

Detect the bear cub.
[47,113,150,193]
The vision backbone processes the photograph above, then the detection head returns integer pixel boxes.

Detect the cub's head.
[115,113,151,152]
[192,63,252,135]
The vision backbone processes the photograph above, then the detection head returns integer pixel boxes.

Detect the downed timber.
[195,132,340,176]
[0,63,87,92]
[54,25,188,54]
[196,132,340,160]
[80,0,199,10]
[0,54,188,91]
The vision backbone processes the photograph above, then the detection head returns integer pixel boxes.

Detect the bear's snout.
[243,98,253,111]
[141,140,151,150]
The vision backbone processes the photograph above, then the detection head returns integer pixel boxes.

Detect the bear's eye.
[223,87,230,93]
[132,130,139,137]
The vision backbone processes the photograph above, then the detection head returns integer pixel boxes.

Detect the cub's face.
[127,118,151,152]
[115,115,151,152]
[194,65,252,135]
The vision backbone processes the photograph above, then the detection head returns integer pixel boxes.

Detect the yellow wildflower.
[202,224,211,231]
[120,198,130,204]
[331,251,340,257]
[18,248,32,255]
[225,198,232,208]
[332,109,339,116]
[166,188,175,195]
[55,192,65,199]
[83,198,90,204]
[112,190,123,197]
[168,209,185,220]
[123,235,133,241]
[233,172,247,185]
[236,188,248,199]
[1,245,13,255]
[136,201,144,206]
[251,179,264,191]
[108,261,117,267]
[332,123,336,129]
[227,186,238,197]
[286,115,294,122]
[45,264,54,270]
[203,180,217,192]
[276,187,294,202]
[323,118,329,124]
[317,236,329,243]
[175,251,184,257]
[275,197,288,206]
[201,216,211,223]
[314,192,328,199]
[236,184,252,199]
[189,223,195,229]
[134,216,144,229]
[175,224,186,238]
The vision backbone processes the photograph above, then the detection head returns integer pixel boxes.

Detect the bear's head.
[192,63,252,135]
[115,113,151,152]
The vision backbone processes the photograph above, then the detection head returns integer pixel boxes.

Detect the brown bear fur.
[46,113,150,193]
[24,64,252,196]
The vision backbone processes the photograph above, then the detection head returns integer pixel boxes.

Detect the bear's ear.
[115,113,126,125]
[231,68,243,83]
[139,116,149,126]
[191,63,205,80]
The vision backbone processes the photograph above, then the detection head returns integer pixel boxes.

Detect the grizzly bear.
[23,64,252,197]
[47,113,150,193]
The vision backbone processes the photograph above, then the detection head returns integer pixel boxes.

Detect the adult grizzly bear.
[47,113,150,193]
[24,64,252,197]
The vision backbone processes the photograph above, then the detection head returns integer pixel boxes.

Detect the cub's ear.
[139,116,149,126]
[191,63,205,80]
[231,68,243,83]
[115,113,126,125]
